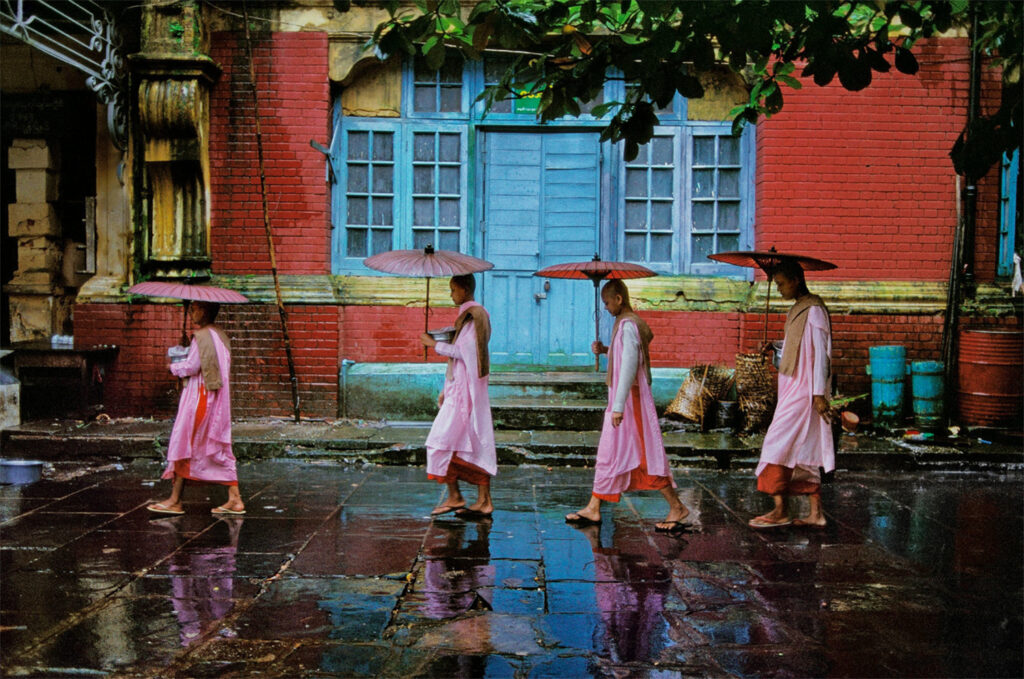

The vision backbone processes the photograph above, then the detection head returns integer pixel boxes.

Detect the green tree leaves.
[369,0,1020,176]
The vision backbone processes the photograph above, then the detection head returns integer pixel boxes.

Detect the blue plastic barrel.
[911,360,944,429]
[866,346,906,424]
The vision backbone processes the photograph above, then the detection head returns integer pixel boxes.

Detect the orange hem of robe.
[757,463,819,496]
[428,455,492,487]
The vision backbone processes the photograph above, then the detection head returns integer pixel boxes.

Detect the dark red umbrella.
[534,254,658,371]
[708,246,837,344]
[128,281,249,345]
[364,245,494,360]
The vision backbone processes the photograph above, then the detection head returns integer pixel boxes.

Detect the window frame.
[333,61,755,277]
[331,113,469,273]
[684,124,756,278]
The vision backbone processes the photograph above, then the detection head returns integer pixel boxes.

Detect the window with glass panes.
[690,132,743,265]
[343,129,395,258]
[332,59,754,275]
[483,55,515,113]
[412,131,462,251]
[623,134,676,265]
[413,54,463,113]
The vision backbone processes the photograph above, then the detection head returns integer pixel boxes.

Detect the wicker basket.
[735,352,777,432]
[666,364,734,427]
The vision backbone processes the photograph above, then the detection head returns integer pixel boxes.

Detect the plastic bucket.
[0,460,43,485]
[911,360,944,429]
[867,345,906,424]
[957,329,1024,427]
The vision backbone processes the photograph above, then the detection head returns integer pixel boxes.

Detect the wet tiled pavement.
[1,460,1021,678]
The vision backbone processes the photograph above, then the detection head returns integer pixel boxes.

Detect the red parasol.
[534,254,658,371]
[127,281,249,345]
[707,246,837,344]
[364,245,494,360]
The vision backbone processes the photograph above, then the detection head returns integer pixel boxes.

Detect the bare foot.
[748,512,792,528]
[655,504,690,531]
[466,499,494,515]
[431,501,466,516]
[148,500,183,514]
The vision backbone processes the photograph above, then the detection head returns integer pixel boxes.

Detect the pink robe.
[425,301,497,479]
[756,305,835,478]
[593,319,675,498]
[162,330,237,483]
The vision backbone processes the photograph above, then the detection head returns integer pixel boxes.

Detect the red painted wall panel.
[755,38,1004,283]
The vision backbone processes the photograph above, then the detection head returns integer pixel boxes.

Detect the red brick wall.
[755,38,1004,283]
[75,303,340,419]
[70,33,1017,420]
[74,304,183,417]
[75,300,1018,418]
[208,31,331,276]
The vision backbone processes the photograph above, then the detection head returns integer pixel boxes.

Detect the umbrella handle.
[424,277,430,363]
[593,279,601,372]
[181,301,190,347]
[762,276,772,348]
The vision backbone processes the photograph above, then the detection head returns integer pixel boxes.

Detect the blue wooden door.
[480,131,601,366]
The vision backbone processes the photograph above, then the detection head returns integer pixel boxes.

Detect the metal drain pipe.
[339,359,356,419]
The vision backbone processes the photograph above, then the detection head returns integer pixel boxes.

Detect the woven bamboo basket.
[666,364,734,427]
[735,352,776,432]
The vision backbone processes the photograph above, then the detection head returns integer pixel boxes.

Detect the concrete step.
[488,371,608,401]
[491,397,606,430]
[3,420,1019,472]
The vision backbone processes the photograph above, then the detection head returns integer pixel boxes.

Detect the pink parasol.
[708,246,837,345]
[128,281,249,345]
[534,254,658,371]
[128,281,249,303]
[364,245,494,360]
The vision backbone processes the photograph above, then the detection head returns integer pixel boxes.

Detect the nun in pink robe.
[565,280,689,532]
[749,261,834,529]
[421,274,497,519]
[148,301,245,516]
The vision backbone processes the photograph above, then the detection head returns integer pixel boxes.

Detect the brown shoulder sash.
[194,326,229,390]
[454,304,491,378]
[778,294,830,377]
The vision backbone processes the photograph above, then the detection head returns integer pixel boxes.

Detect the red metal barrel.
[957,329,1024,427]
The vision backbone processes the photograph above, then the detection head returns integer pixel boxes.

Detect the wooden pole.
[243,1,301,422]
[762,276,772,347]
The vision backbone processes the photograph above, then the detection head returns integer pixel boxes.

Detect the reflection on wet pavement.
[0,459,1020,677]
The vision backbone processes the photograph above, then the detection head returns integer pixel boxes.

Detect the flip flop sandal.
[748,516,792,529]
[791,518,827,527]
[654,520,691,534]
[564,513,601,526]
[430,505,463,517]
[455,507,493,520]
[211,506,246,515]
[147,503,185,515]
